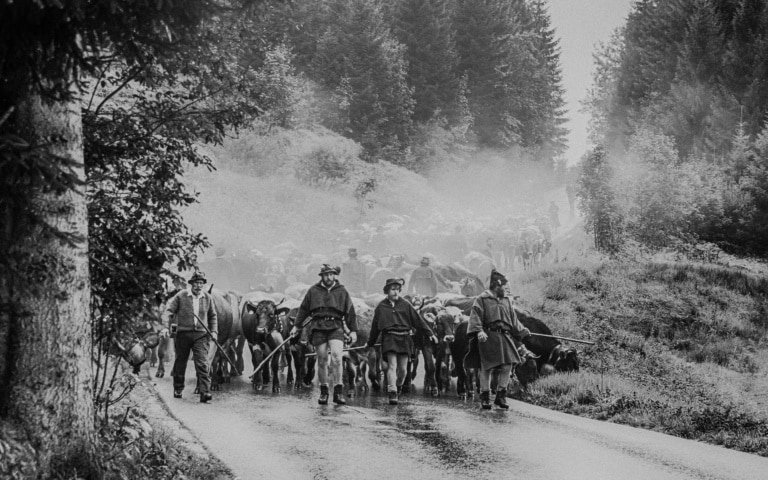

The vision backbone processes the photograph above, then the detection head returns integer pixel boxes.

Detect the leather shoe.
[173,389,182,399]
[200,392,212,403]
[388,392,398,405]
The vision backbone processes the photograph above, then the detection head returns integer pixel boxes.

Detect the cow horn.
[276,297,285,307]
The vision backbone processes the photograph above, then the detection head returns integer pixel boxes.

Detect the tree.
[392,0,461,123]
[310,0,414,164]
[578,145,623,253]
[0,1,271,475]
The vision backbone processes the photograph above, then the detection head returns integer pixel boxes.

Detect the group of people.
[161,263,530,409]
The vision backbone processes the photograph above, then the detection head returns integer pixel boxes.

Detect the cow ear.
[245,304,256,314]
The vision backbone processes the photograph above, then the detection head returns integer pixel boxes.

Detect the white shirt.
[189,288,203,325]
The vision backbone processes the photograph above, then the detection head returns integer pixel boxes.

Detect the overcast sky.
[547,0,634,164]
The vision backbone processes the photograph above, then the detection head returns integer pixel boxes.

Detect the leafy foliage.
[577,146,623,253]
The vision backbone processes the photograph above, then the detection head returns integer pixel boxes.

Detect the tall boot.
[480,390,492,410]
[333,385,346,405]
[494,388,509,410]
[318,385,329,405]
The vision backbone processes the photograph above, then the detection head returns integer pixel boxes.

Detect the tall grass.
[509,255,768,456]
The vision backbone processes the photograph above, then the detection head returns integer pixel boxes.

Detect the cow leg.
[233,336,245,376]
[286,348,295,386]
[268,331,283,393]
[250,343,265,391]
[421,345,438,397]
[155,337,168,378]
[149,345,159,367]
[343,357,356,397]
[368,349,381,392]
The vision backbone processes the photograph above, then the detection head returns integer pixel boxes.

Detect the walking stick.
[192,313,241,375]
[528,332,595,345]
[252,315,313,375]
[305,343,381,358]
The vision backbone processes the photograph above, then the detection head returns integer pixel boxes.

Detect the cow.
[285,306,316,389]
[342,330,371,396]
[208,287,244,391]
[443,297,579,388]
[432,263,484,297]
[425,307,457,395]
[241,293,291,392]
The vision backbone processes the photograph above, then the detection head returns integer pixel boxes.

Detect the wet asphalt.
[153,353,768,480]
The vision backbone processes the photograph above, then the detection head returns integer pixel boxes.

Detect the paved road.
[152,358,768,480]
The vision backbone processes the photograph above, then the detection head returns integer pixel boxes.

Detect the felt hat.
[348,248,358,256]
[189,271,207,284]
[383,278,405,293]
[420,256,430,266]
[489,269,507,288]
[318,264,341,276]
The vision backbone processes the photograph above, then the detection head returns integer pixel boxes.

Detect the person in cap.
[291,264,358,405]
[466,269,530,410]
[407,256,438,297]
[161,270,218,403]
[366,278,438,405]
[340,247,367,297]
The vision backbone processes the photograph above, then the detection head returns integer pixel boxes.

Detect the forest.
[2,0,768,477]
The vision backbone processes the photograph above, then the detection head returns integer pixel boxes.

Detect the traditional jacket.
[367,296,434,347]
[408,266,438,297]
[296,280,357,332]
[467,290,528,366]
[162,289,218,336]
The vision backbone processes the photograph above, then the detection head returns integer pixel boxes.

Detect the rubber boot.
[318,385,329,405]
[494,388,509,410]
[480,390,492,410]
[333,385,346,405]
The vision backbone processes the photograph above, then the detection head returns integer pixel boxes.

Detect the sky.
[547,0,635,164]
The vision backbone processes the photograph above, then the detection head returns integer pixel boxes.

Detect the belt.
[385,330,411,336]
[315,316,341,322]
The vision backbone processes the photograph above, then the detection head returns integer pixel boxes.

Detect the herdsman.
[340,247,367,296]
[162,271,218,403]
[367,278,437,405]
[407,256,438,297]
[466,270,531,409]
[291,264,357,405]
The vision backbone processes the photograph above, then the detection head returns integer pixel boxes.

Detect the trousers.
[171,331,211,393]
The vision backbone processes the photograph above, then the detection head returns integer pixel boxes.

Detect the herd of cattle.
[143,283,580,400]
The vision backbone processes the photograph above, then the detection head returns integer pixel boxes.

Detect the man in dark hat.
[161,270,218,403]
[466,269,530,410]
[407,256,438,297]
[340,247,367,297]
[366,278,437,405]
[291,264,358,405]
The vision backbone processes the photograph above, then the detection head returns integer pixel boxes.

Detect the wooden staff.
[193,313,241,375]
[528,332,595,345]
[305,344,381,358]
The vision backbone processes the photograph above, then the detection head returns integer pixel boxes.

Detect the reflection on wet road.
[154,364,768,480]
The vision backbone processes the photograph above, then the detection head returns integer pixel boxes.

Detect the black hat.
[420,256,430,266]
[348,248,358,256]
[189,271,207,284]
[318,264,341,276]
[489,269,507,288]
[383,278,405,293]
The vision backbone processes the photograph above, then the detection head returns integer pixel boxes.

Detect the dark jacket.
[296,280,357,332]
[467,290,528,365]
[162,289,218,336]
[367,297,434,348]
[408,266,438,297]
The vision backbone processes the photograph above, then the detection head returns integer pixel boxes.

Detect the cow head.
[548,344,580,372]
[434,311,456,344]
[245,299,285,335]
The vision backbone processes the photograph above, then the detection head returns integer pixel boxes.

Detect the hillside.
[178,130,768,457]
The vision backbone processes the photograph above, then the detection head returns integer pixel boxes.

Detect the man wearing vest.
[466,270,530,410]
[162,271,218,403]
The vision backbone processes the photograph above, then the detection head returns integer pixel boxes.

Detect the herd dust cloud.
[180,143,570,274]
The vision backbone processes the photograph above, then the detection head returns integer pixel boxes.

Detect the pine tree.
[393,0,461,123]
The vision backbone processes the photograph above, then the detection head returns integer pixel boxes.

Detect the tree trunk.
[0,93,95,475]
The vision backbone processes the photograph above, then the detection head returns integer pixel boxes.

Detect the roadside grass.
[509,255,768,457]
[1,393,232,480]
